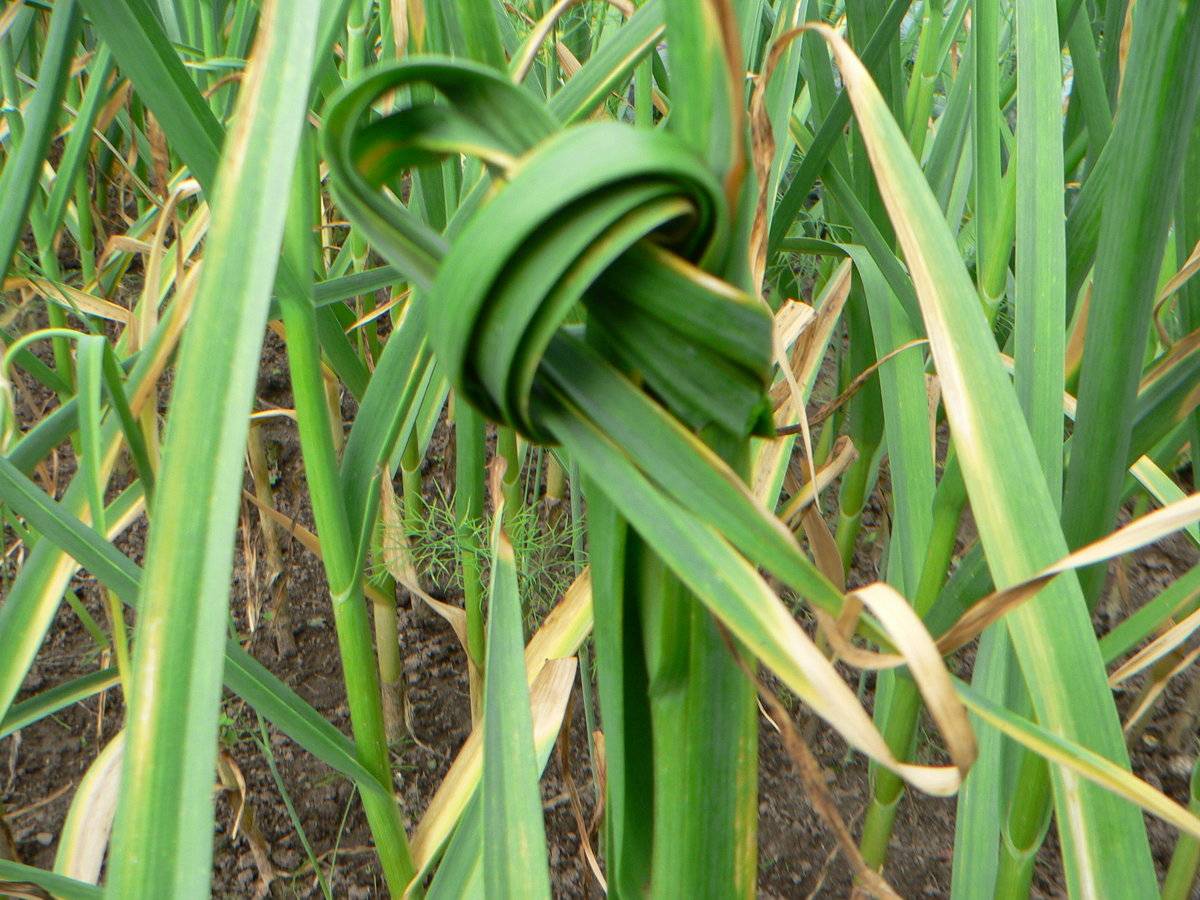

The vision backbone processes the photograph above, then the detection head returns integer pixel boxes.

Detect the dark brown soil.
[3,332,1199,899]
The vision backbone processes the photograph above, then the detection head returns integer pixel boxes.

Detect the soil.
[3,328,1199,899]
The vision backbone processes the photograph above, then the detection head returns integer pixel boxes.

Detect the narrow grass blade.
[481,474,552,899]
[427,659,578,898]
[0,861,101,900]
[0,470,143,723]
[0,668,119,741]
[410,585,588,879]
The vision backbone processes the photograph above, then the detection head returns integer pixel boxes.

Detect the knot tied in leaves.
[324,51,977,821]
[324,57,775,446]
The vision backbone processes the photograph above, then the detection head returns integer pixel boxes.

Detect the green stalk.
[973,0,1004,314]
[127,95,153,218]
[277,129,414,893]
[633,43,653,126]
[364,337,431,750]
[564,454,599,793]
[177,0,202,50]
[977,152,1017,320]
[378,0,397,59]
[496,424,523,523]
[1162,757,1200,900]
[798,44,885,570]
[0,33,25,147]
[345,0,380,363]
[429,0,499,723]
[73,171,96,285]
[28,177,87,404]
[455,399,487,715]
[903,0,944,160]
[833,340,885,549]
[401,432,426,536]
[861,457,967,868]
[923,24,973,212]
[32,225,77,402]
[993,753,1051,897]
[817,0,903,576]
[818,246,933,876]
[856,0,907,113]
[543,451,565,506]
